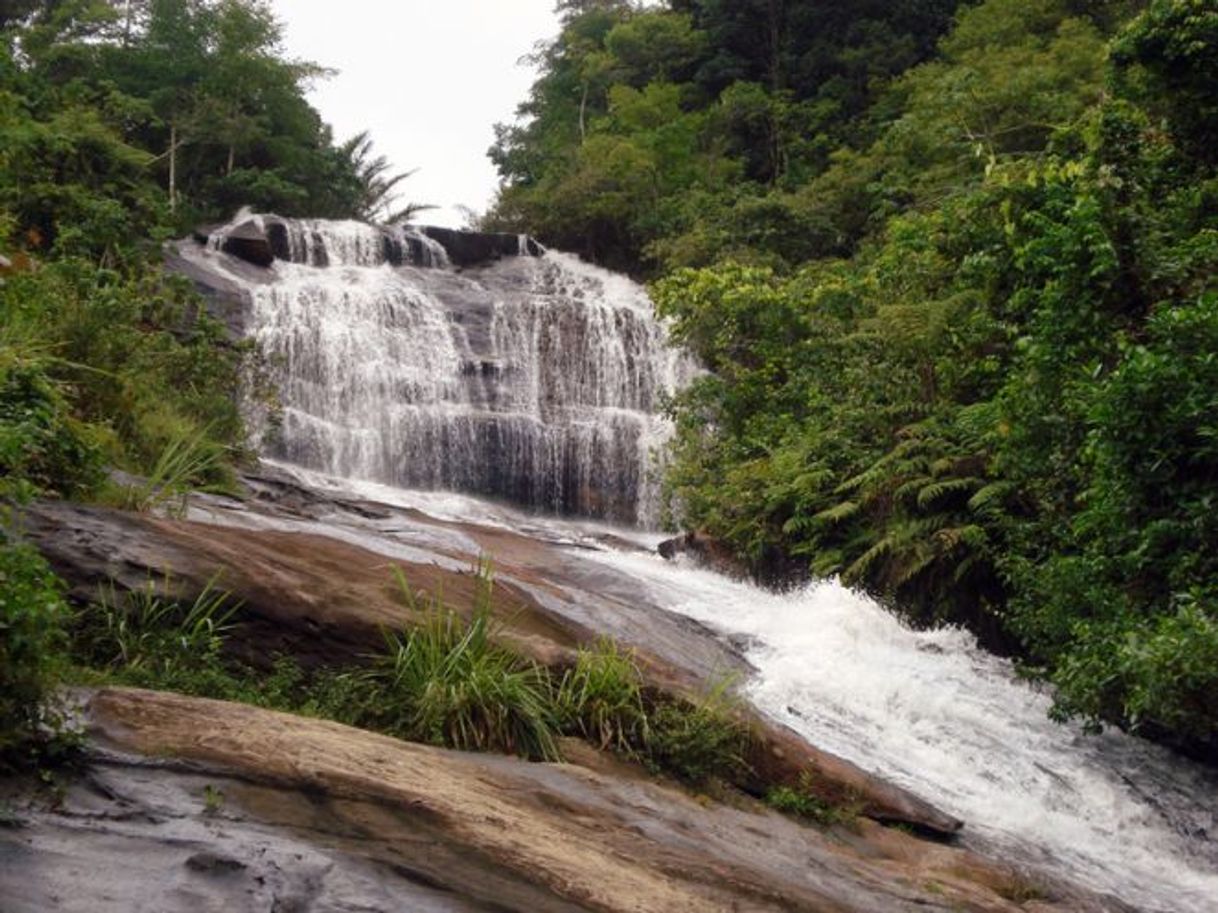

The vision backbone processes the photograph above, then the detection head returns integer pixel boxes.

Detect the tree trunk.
[169,121,178,214]
[579,82,589,144]
[227,143,235,177]
[767,0,784,92]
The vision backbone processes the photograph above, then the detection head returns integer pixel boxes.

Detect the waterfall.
[195,216,695,525]
[179,215,1218,913]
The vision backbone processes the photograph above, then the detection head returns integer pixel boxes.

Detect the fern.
[812,500,860,525]
[967,480,1015,514]
[845,535,895,581]
[916,476,982,508]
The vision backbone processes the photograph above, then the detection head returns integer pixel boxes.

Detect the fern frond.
[894,474,935,501]
[813,500,860,525]
[967,481,1015,513]
[934,524,988,552]
[916,476,982,508]
[894,549,937,588]
[845,536,895,581]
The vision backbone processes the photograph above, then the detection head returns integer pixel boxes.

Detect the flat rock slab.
[0,689,1130,913]
[22,493,962,836]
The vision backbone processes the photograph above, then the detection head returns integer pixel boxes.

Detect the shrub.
[555,639,650,754]
[365,565,559,760]
[644,679,751,784]
[0,541,73,770]
[0,261,247,495]
[0,351,103,501]
[72,576,237,678]
[1050,594,1218,747]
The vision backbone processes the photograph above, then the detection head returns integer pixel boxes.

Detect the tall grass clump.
[366,562,559,760]
[105,422,232,517]
[555,640,752,785]
[644,677,752,784]
[72,575,238,693]
[555,639,649,753]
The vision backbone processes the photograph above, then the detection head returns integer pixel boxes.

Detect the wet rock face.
[171,217,694,526]
[195,215,543,271]
[418,225,544,266]
[21,484,963,836]
[216,217,274,267]
[658,531,749,579]
[0,689,1129,913]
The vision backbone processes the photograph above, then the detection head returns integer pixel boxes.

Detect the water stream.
[192,217,1218,913]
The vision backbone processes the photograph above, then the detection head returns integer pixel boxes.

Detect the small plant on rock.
[367,561,559,760]
[643,677,751,785]
[555,639,649,754]
[765,771,865,827]
[202,784,224,815]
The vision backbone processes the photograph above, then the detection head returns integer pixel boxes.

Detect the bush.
[644,680,751,784]
[1050,595,1218,748]
[555,639,650,753]
[72,576,236,676]
[0,351,103,501]
[365,565,559,760]
[0,541,73,770]
[0,260,246,494]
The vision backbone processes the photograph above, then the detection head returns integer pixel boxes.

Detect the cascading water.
[243,462,1218,913]
[579,550,1218,913]
[195,215,695,525]
[179,215,1217,912]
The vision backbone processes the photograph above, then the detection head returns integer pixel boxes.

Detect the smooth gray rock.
[419,225,544,266]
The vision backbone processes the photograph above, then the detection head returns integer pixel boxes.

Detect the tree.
[1111,0,1218,162]
[334,131,431,223]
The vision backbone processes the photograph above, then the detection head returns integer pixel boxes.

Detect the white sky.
[268,1,561,227]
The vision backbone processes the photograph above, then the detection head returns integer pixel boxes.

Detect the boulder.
[163,240,256,337]
[658,531,749,579]
[419,226,544,267]
[22,493,965,835]
[217,218,274,267]
[20,499,583,672]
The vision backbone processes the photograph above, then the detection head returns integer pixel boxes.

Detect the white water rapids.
[242,461,1218,913]
[193,217,1217,913]
[584,552,1218,913]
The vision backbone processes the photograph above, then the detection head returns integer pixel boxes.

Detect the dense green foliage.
[0,0,419,765]
[494,0,1218,759]
[1,1,413,250]
[0,0,412,512]
[0,539,73,770]
[67,562,754,783]
[488,0,966,271]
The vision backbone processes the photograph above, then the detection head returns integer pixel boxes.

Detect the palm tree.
[337,131,434,223]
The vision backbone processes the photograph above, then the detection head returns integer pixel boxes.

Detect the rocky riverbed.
[1,467,1140,912]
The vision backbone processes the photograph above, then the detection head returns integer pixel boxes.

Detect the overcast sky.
[268,1,561,227]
